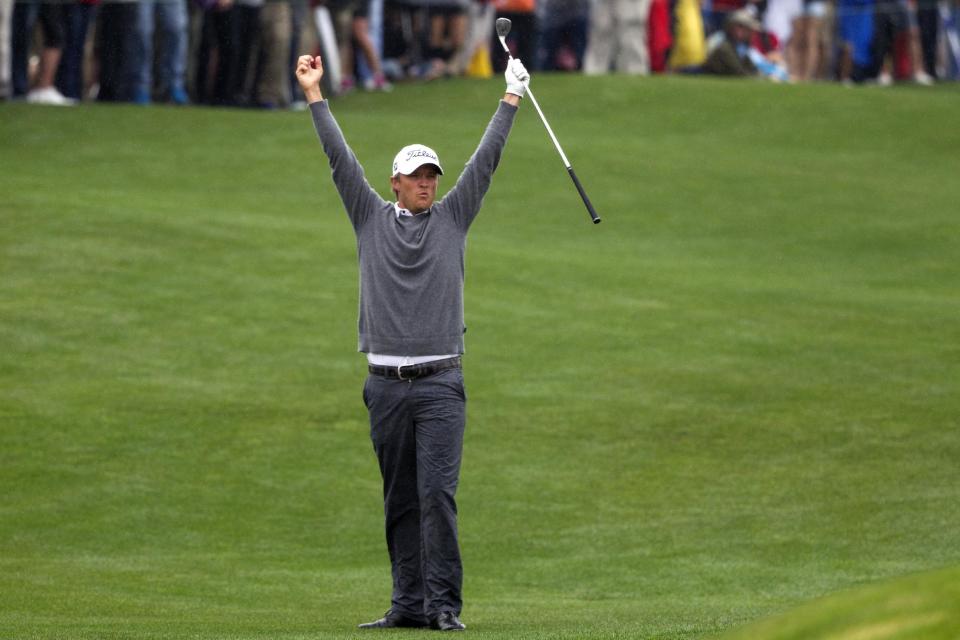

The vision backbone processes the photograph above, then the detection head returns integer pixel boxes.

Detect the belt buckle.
[397,363,413,380]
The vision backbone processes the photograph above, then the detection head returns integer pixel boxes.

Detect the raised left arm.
[440,61,529,229]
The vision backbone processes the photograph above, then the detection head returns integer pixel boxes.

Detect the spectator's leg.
[253,0,291,107]
[444,9,468,74]
[334,8,356,91]
[915,0,938,77]
[29,3,66,96]
[803,10,826,80]
[569,14,589,70]
[195,11,214,104]
[56,3,84,99]
[425,8,449,77]
[353,13,386,79]
[95,5,117,100]
[233,3,260,104]
[869,7,894,80]
[535,18,560,71]
[583,0,615,74]
[212,5,240,105]
[156,0,189,102]
[838,41,853,81]
[506,12,536,67]
[11,2,39,96]
[0,0,12,98]
[288,0,306,104]
[613,0,651,74]
[132,0,154,103]
[355,0,383,85]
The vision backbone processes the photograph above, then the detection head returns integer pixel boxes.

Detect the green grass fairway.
[716,565,960,640]
[2,75,959,639]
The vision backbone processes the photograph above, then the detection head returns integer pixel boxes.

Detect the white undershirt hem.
[367,353,459,366]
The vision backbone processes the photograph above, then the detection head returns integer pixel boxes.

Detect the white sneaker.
[363,73,393,92]
[913,71,934,86]
[26,86,78,106]
[876,71,893,87]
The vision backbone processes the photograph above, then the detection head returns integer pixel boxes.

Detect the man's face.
[391,165,440,214]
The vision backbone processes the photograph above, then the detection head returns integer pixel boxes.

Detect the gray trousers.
[584,0,652,75]
[0,0,11,98]
[363,367,467,620]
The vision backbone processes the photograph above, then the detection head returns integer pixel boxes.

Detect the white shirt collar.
[394,203,413,218]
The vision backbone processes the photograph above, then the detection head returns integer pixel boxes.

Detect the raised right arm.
[296,55,385,230]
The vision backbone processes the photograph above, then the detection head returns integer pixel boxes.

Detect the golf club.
[496,17,601,224]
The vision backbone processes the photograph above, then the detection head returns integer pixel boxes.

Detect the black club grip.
[567,166,601,224]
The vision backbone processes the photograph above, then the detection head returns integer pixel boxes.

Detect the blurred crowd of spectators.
[1,0,958,107]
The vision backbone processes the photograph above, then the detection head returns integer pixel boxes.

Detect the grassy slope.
[1,76,959,639]
[715,565,960,640]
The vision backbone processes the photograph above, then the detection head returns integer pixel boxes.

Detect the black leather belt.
[368,356,462,380]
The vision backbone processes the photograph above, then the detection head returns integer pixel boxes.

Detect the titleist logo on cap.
[405,149,437,162]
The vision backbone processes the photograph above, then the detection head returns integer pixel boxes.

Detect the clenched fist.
[296,55,324,103]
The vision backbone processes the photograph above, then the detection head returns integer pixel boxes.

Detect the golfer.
[295,54,529,631]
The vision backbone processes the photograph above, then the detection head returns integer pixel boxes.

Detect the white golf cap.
[391,144,443,177]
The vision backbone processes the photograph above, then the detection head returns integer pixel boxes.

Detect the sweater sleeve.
[439,100,518,231]
[310,101,386,231]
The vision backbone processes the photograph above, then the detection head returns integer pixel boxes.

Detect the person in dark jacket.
[702,8,760,76]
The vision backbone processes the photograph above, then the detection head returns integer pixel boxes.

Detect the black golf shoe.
[430,612,466,631]
[357,609,428,629]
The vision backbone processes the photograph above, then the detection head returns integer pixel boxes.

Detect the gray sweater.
[310,100,518,355]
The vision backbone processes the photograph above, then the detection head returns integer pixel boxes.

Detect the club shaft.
[523,87,570,168]
[500,37,600,224]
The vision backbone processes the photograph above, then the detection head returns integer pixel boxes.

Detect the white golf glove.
[505,59,530,98]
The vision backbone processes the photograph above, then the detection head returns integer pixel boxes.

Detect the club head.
[495,17,512,38]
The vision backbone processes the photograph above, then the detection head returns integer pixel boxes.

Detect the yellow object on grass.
[669,0,707,69]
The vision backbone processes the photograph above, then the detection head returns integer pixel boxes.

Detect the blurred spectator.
[4,0,957,107]
[0,0,11,99]
[195,0,240,105]
[492,0,536,72]
[763,0,802,76]
[133,0,190,104]
[704,0,747,34]
[56,0,97,101]
[584,0,651,74]
[12,1,76,104]
[914,0,938,79]
[534,0,589,71]
[453,0,496,78]
[867,0,910,82]
[702,7,761,75]
[233,0,262,100]
[837,0,875,82]
[648,0,673,72]
[287,0,311,105]
[902,0,935,82]
[794,0,827,80]
[95,0,138,101]
[236,0,293,106]
[949,3,960,79]
[423,1,468,78]
[329,0,391,92]
[381,1,414,80]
